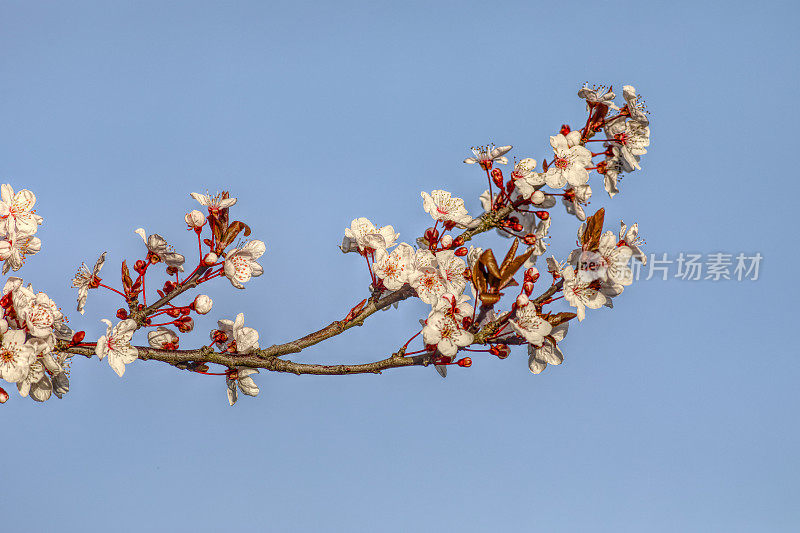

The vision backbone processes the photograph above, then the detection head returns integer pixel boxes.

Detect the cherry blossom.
[223,240,265,289]
[422,310,473,358]
[148,327,180,349]
[341,217,399,254]
[71,252,106,315]
[605,119,649,171]
[135,228,186,272]
[597,231,634,287]
[562,265,607,322]
[421,190,472,226]
[0,329,35,383]
[95,319,138,377]
[226,368,260,406]
[190,191,237,213]
[622,85,649,125]
[577,83,619,111]
[215,313,260,354]
[0,234,41,274]
[463,144,512,167]
[509,304,553,346]
[562,185,592,221]
[544,132,592,189]
[528,322,569,374]
[374,243,414,290]
[0,184,42,237]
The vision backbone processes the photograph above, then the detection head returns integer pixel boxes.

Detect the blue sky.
[1,1,798,531]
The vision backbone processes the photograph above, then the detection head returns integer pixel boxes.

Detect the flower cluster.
[0,184,43,274]
[336,82,650,377]
[0,277,73,402]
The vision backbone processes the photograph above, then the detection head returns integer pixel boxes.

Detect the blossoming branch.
[0,83,650,406]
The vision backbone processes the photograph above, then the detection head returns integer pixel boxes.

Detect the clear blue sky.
[1,1,798,531]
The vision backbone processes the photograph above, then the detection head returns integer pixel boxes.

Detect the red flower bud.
[71,331,86,345]
[560,124,571,135]
[134,260,147,274]
[116,308,128,319]
[522,234,537,246]
[0,386,8,404]
[452,236,464,247]
[491,168,504,188]
[457,357,472,368]
[523,281,535,296]
[455,247,468,257]
[534,211,550,220]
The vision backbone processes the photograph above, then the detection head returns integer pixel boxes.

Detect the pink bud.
[203,252,218,266]
[531,191,545,205]
[440,235,454,249]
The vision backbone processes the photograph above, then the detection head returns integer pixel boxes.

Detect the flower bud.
[71,331,86,345]
[424,227,439,243]
[516,294,529,308]
[0,386,8,404]
[185,209,206,229]
[134,260,147,274]
[440,235,454,249]
[455,247,468,257]
[452,236,464,247]
[116,308,128,319]
[531,191,545,205]
[534,210,550,220]
[522,234,537,246]
[203,252,218,266]
[524,267,539,282]
[148,327,179,350]
[491,168,504,188]
[523,281,535,296]
[193,295,213,315]
[457,357,472,368]
[176,316,194,333]
[560,124,571,135]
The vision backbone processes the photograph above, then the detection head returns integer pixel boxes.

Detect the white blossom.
[226,368,259,406]
[509,305,553,346]
[0,329,35,383]
[544,132,592,189]
[577,83,619,111]
[422,310,473,358]
[421,190,472,226]
[190,191,237,212]
[71,252,106,315]
[147,327,179,349]
[216,313,259,354]
[95,319,138,377]
[562,185,592,221]
[223,240,265,289]
[341,217,399,254]
[0,184,43,237]
[605,119,649,171]
[463,144,512,166]
[528,322,569,374]
[561,266,607,322]
[135,228,186,272]
[374,243,415,290]
[619,221,647,265]
[622,85,649,125]
[0,234,41,274]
